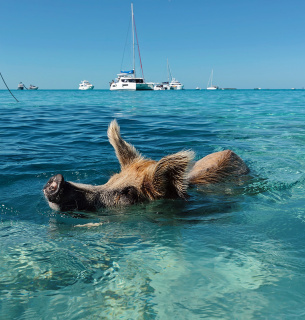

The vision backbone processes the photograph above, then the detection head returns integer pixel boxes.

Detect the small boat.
[153,82,170,90]
[154,84,165,90]
[110,4,153,91]
[79,80,94,90]
[17,82,24,90]
[161,82,170,90]
[207,69,219,90]
[195,87,201,90]
[29,84,38,90]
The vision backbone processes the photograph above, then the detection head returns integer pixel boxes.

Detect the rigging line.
[133,17,144,80]
[120,18,132,72]
[0,72,19,102]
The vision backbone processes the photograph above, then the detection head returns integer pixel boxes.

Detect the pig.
[43,120,249,212]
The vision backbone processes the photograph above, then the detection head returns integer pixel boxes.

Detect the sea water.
[1,89,305,319]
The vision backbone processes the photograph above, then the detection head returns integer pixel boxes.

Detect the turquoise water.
[1,89,305,319]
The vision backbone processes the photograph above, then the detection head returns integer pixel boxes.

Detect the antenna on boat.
[167,59,172,82]
[0,72,19,102]
[131,3,135,78]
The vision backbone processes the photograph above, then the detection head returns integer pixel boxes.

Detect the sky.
[1,0,305,89]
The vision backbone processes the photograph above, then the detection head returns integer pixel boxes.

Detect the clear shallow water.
[1,89,305,319]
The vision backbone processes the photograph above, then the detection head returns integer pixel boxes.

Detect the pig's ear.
[108,120,142,168]
[152,150,194,199]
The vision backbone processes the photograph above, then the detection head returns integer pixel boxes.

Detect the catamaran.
[207,69,219,90]
[110,4,153,91]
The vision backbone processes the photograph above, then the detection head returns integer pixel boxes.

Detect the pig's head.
[43,173,98,211]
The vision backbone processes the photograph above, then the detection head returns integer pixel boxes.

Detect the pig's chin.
[46,200,60,211]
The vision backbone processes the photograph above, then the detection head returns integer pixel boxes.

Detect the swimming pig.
[43,120,249,211]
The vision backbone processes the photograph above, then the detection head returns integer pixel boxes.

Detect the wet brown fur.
[106,120,194,200]
[105,120,248,200]
[43,120,249,211]
[188,150,250,185]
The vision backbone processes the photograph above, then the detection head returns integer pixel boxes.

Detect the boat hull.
[110,82,153,91]
[79,86,94,90]
[170,85,184,90]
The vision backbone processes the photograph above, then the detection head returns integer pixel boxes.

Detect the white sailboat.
[207,69,219,90]
[110,3,153,91]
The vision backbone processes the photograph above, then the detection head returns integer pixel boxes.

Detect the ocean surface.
[1,89,305,319]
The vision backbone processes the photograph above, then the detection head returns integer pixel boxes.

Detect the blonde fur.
[106,120,195,200]
[108,120,142,169]
[44,120,249,211]
[188,150,249,185]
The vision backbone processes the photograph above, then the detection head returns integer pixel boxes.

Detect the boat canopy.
[120,70,134,74]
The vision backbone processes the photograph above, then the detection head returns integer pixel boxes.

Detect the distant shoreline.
[0,88,304,91]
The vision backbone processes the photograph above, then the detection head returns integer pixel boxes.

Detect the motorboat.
[29,84,38,90]
[154,84,165,90]
[207,69,219,90]
[166,60,184,90]
[110,4,152,91]
[79,80,94,90]
[169,78,184,90]
[17,82,24,90]
[153,82,170,90]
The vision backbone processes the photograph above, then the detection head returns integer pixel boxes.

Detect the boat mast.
[207,69,213,88]
[131,3,135,78]
[211,69,213,86]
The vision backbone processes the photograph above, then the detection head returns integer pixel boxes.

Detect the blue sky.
[1,0,304,89]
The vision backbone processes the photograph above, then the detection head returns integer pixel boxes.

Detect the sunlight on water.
[1,89,305,319]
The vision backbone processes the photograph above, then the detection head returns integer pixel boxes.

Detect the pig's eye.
[119,186,141,204]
